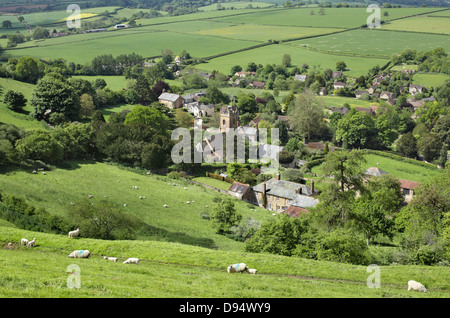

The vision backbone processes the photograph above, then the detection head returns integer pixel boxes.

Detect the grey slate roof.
[159,93,183,102]
[253,178,314,199]
[291,194,319,208]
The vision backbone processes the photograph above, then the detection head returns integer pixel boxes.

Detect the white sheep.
[21,238,29,246]
[186,201,190,204]
[123,258,139,264]
[163,204,169,208]
[42,172,46,175]
[26,238,36,248]
[408,280,427,293]
[88,195,94,198]
[103,256,118,262]
[68,250,90,259]
[32,170,37,174]
[227,263,248,274]
[247,269,257,275]
[68,228,80,239]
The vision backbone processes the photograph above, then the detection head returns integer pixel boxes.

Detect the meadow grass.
[311,153,441,183]
[72,75,131,91]
[198,2,274,11]
[382,16,450,35]
[291,29,450,59]
[413,73,450,89]
[0,226,449,297]
[192,177,233,191]
[0,161,274,251]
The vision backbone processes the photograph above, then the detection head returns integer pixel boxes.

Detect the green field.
[312,152,442,183]
[1,226,449,297]
[291,29,450,59]
[383,16,450,35]
[192,177,233,191]
[413,73,450,89]
[210,7,442,28]
[200,43,388,77]
[198,2,274,11]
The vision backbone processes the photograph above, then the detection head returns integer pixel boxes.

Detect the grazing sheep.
[123,258,139,264]
[32,170,37,174]
[88,195,94,198]
[184,187,187,190]
[21,238,29,246]
[186,201,190,204]
[247,269,257,275]
[42,172,46,175]
[124,203,127,206]
[26,238,36,248]
[103,256,118,262]
[227,263,248,274]
[68,228,80,239]
[68,250,90,259]
[408,280,427,293]
[163,204,169,208]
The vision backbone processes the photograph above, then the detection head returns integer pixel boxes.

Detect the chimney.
[262,182,266,195]
[162,89,166,93]
[310,181,314,194]
[276,172,280,181]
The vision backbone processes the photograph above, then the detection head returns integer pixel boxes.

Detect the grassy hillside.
[0,161,274,251]
[1,226,449,298]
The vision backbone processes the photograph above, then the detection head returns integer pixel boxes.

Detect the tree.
[15,56,41,83]
[133,75,151,104]
[16,130,64,163]
[282,54,291,67]
[174,109,193,128]
[210,198,242,234]
[396,132,418,158]
[68,199,143,240]
[3,90,27,112]
[79,94,96,119]
[2,20,12,29]
[141,135,172,170]
[32,26,49,40]
[336,61,347,71]
[418,133,443,162]
[230,65,242,76]
[124,106,169,135]
[30,74,80,121]
[335,109,378,149]
[289,89,325,141]
[93,78,107,90]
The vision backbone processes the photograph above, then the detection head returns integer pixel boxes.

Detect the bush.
[3,90,27,112]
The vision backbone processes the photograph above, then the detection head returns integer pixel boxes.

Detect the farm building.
[253,174,318,213]
[294,74,308,82]
[158,92,184,109]
[333,82,346,90]
[228,181,257,204]
[409,84,423,95]
[399,179,420,202]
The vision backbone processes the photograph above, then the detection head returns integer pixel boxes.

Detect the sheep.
[42,172,46,175]
[186,201,190,204]
[183,187,187,190]
[163,204,169,208]
[247,269,257,275]
[26,238,36,248]
[88,195,94,198]
[32,170,37,174]
[68,250,90,259]
[103,256,118,262]
[123,258,139,264]
[124,203,127,206]
[408,280,427,293]
[68,228,80,239]
[227,263,248,274]
[21,238,29,246]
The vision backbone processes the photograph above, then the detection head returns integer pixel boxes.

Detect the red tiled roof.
[399,179,420,190]
[286,206,309,218]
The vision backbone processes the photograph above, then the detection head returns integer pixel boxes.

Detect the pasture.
[1,226,449,298]
[382,16,450,35]
[198,2,274,11]
[413,73,450,89]
[291,29,450,59]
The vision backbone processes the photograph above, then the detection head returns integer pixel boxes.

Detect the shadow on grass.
[138,223,218,250]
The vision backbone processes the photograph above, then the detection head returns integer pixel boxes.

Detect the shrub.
[3,90,27,112]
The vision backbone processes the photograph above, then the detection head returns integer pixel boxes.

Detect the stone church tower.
[220,105,239,132]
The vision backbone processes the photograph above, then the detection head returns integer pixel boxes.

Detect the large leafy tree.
[210,198,242,234]
[335,109,378,149]
[124,106,169,136]
[30,73,80,121]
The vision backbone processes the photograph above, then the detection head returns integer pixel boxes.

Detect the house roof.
[159,93,183,102]
[334,81,346,87]
[253,178,314,199]
[285,206,309,218]
[365,167,388,176]
[399,179,420,190]
[291,193,319,208]
[252,81,266,88]
[228,181,251,195]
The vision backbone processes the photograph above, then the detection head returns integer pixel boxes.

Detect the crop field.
[291,29,450,59]
[200,43,388,77]
[382,16,450,35]
[6,30,260,63]
[209,7,443,29]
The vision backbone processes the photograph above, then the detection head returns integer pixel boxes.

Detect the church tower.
[220,105,239,133]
